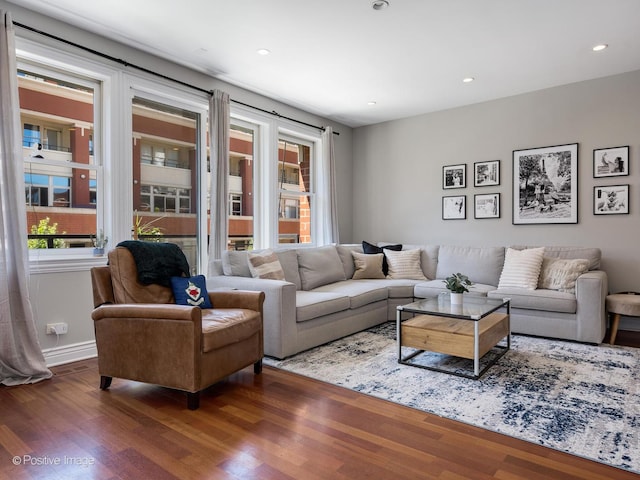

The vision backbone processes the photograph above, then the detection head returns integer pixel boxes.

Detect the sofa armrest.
[207,276,297,358]
[575,270,608,343]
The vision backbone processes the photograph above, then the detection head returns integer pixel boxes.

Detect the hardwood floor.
[1,332,638,480]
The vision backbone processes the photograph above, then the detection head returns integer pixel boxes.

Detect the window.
[277,136,313,245]
[131,95,204,270]
[18,65,102,254]
[224,106,325,250]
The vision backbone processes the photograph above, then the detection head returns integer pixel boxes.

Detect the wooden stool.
[606,292,640,344]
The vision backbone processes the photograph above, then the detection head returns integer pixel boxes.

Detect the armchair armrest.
[209,290,265,312]
[91,303,201,323]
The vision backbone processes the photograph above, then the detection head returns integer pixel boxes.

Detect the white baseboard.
[43,340,97,367]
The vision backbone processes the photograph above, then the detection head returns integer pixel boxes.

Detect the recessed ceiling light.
[257,48,271,56]
[372,0,389,11]
[367,101,377,106]
[592,44,608,52]
[462,77,475,83]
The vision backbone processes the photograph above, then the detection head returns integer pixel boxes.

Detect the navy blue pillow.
[170,275,213,309]
[362,241,403,276]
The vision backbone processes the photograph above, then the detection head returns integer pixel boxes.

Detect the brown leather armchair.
[90,246,264,410]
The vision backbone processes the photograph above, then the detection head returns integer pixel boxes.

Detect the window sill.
[29,252,108,274]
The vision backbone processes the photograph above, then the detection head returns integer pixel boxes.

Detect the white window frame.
[16,37,116,273]
[230,103,325,249]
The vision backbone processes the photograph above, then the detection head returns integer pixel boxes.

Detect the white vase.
[450,292,463,304]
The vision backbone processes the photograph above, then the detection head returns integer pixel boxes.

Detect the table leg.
[474,321,479,377]
[609,312,621,345]
[396,308,402,361]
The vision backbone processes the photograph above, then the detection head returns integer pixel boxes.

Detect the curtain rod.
[12,21,339,136]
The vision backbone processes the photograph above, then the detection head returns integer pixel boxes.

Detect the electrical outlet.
[46,322,68,335]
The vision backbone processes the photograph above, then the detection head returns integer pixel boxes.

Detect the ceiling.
[8,0,640,127]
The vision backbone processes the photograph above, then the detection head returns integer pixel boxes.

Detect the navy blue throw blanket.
[117,241,190,287]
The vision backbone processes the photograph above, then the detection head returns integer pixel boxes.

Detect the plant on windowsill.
[443,272,472,304]
[92,229,108,256]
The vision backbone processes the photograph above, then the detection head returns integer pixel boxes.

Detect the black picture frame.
[512,143,578,224]
[442,195,466,220]
[593,146,629,178]
[474,193,500,219]
[594,185,629,215]
[443,164,466,189]
[474,160,500,187]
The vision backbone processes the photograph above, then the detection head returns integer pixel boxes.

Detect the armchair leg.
[100,376,112,390]
[254,358,263,374]
[187,392,200,410]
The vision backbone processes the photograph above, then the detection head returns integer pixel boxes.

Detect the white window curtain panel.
[321,126,339,244]
[207,89,230,272]
[0,11,52,385]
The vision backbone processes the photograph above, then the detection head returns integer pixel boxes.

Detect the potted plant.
[92,230,108,256]
[443,272,472,304]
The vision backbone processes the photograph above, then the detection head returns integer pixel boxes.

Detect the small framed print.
[443,164,466,189]
[442,195,466,220]
[474,193,500,219]
[594,185,629,215]
[593,146,629,178]
[474,160,500,187]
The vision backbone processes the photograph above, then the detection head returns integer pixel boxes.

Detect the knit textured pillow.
[384,249,427,280]
[498,247,545,290]
[538,257,589,293]
[247,249,286,280]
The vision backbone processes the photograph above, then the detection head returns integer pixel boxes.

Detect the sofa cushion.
[384,249,427,280]
[435,245,505,286]
[248,249,286,280]
[336,244,363,279]
[221,251,251,277]
[498,247,545,290]
[363,241,402,276]
[201,308,262,352]
[414,280,495,298]
[298,246,346,290]
[170,275,213,308]
[351,251,385,279]
[487,288,577,314]
[312,280,389,309]
[538,257,590,294]
[276,249,302,290]
[511,245,601,270]
[296,291,351,322]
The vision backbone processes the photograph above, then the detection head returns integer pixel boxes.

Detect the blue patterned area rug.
[264,322,640,474]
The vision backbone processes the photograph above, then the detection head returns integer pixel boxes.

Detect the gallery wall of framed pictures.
[440,143,633,223]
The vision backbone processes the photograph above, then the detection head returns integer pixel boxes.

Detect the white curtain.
[321,126,339,243]
[0,11,52,385]
[207,89,230,272]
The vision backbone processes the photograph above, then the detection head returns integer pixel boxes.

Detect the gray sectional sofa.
[207,243,608,359]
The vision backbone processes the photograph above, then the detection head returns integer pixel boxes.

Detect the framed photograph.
[593,146,629,177]
[474,193,500,219]
[512,143,578,225]
[474,160,500,187]
[442,195,466,220]
[594,185,629,215]
[443,164,466,189]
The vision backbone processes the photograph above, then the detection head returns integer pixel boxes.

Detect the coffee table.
[396,294,510,379]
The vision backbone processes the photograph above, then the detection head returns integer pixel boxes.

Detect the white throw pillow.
[498,247,545,290]
[384,249,427,280]
[247,249,286,280]
[538,257,589,293]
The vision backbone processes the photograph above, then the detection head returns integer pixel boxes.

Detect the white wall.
[352,69,640,330]
[3,1,354,364]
